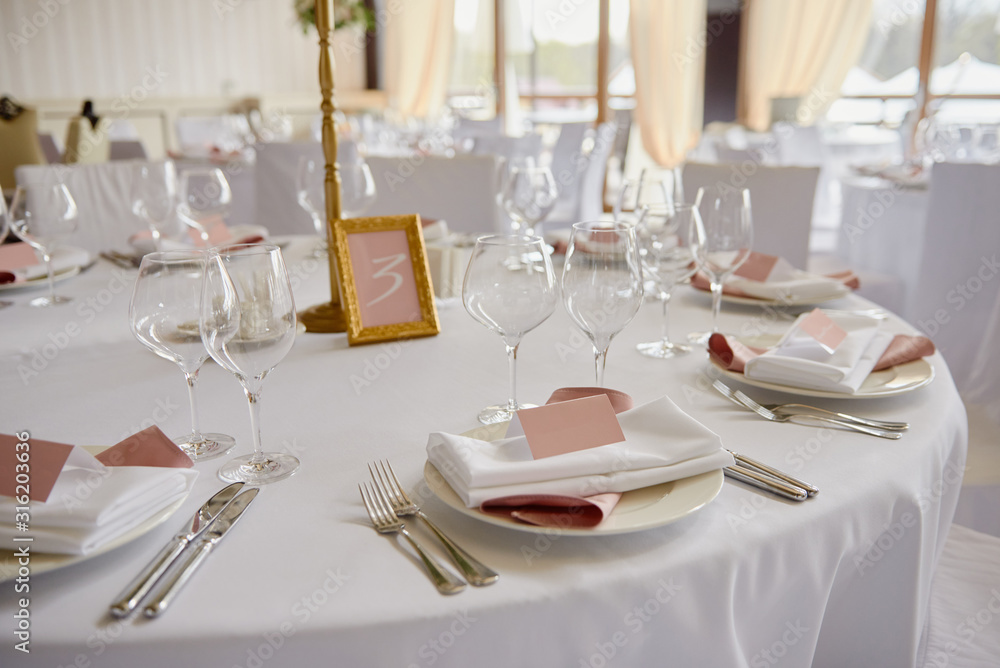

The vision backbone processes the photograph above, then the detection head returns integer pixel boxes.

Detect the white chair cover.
[470,133,542,165]
[365,154,501,235]
[682,162,820,269]
[546,122,617,229]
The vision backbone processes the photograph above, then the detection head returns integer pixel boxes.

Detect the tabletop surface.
[0,237,967,667]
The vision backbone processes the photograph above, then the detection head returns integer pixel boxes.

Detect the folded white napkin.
[744,312,894,393]
[14,246,91,281]
[727,257,849,303]
[427,396,734,507]
[0,452,198,555]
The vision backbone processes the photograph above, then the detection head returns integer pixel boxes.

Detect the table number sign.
[333,214,440,345]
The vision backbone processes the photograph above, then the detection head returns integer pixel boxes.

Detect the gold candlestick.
[299,0,347,332]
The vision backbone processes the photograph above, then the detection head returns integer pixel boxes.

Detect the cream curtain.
[738,0,873,131]
[629,0,707,168]
[383,0,456,118]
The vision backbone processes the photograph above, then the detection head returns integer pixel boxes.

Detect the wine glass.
[132,161,180,251]
[9,182,79,307]
[340,160,377,218]
[688,186,753,341]
[178,168,232,244]
[200,243,299,484]
[614,167,684,225]
[296,156,326,255]
[0,197,12,309]
[129,250,236,461]
[462,235,557,425]
[502,165,558,237]
[562,221,644,386]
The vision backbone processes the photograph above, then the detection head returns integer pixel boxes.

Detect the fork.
[370,461,498,586]
[359,482,466,595]
[712,380,908,431]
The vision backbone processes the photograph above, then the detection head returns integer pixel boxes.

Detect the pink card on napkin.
[0,434,76,502]
[796,308,848,353]
[0,243,39,270]
[96,426,193,468]
[734,252,779,282]
[506,394,625,459]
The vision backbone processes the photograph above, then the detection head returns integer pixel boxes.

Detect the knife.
[728,450,819,497]
[724,465,810,502]
[142,487,260,618]
[109,481,245,618]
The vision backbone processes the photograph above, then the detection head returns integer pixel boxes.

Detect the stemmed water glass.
[562,221,644,386]
[9,182,79,307]
[635,204,700,359]
[178,168,232,244]
[129,250,236,461]
[200,244,299,484]
[132,161,180,251]
[297,157,376,255]
[502,165,558,237]
[688,186,753,342]
[462,235,557,425]
[614,168,684,225]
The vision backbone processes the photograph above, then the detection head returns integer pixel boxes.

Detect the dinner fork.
[370,461,498,586]
[712,380,908,431]
[359,482,466,595]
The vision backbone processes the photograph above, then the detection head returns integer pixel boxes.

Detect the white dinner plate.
[423,462,724,536]
[0,445,192,582]
[0,264,82,292]
[711,358,935,399]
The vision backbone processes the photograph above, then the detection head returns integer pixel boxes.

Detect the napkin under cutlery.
[0,242,92,283]
[691,252,857,303]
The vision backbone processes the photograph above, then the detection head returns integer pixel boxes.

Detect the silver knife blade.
[142,487,260,618]
[109,481,245,618]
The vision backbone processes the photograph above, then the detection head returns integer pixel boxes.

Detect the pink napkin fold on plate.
[708,332,935,374]
[479,388,634,529]
[690,268,860,297]
[95,425,194,468]
[0,242,41,285]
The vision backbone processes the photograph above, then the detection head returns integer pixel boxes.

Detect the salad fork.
[359,482,466,595]
[370,461,498,586]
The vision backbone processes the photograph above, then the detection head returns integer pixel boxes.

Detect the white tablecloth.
[0,238,966,667]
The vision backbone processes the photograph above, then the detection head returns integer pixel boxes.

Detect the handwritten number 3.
[366,253,406,307]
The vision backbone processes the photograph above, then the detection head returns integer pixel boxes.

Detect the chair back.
[547,122,617,229]
[37,133,62,164]
[63,117,111,164]
[0,106,46,191]
[681,162,820,269]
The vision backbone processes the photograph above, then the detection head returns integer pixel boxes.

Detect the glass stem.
[660,289,674,346]
[42,251,55,303]
[595,346,608,387]
[505,342,519,413]
[184,369,203,443]
[244,386,266,467]
[710,278,723,333]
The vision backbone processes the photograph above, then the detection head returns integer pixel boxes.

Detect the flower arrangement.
[294,0,375,32]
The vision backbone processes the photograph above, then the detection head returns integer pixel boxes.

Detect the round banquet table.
[0,237,966,668]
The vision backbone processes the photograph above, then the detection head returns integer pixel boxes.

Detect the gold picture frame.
[333,214,441,345]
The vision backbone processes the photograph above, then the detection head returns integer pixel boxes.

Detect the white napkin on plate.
[727,257,850,303]
[13,246,92,281]
[427,396,734,507]
[0,452,198,555]
[744,312,894,393]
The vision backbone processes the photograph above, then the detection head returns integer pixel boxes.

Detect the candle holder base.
[298,301,347,333]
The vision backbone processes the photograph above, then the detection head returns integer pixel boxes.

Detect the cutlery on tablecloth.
[142,487,259,618]
[360,481,466,595]
[108,482,244,618]
[724,465,809,502]
[370,460,498,586]
[728,450,818,497]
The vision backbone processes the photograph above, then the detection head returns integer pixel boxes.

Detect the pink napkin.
[708,332,935,374]
[690,266,860,296]
[479,388,634,529]
[0,242,40,285]
[95,425,194,468]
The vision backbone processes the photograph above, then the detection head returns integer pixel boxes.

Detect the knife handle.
[730,451,819,497]
[142,540,214,618]
[725,465,809,502]
[108,537,189,618]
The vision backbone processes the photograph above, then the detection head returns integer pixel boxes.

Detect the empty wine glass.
[636,204,700,359]
[178,168,232,244]
[130,250,236,461]
[688,186,753,342]
[0,197,12,309]
[562,221,644,386]
[340,160,377,218]
[200,244,299,484]
[614,167,684,226]
[502,165,558,237]
[463,235,557,425]
[9,182,79,307]
[296,156,326,255]
[132,161,180,251]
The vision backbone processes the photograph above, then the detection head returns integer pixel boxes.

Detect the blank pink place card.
[505,394,626,460]
[734,252,779,282]
[796,308,848,353]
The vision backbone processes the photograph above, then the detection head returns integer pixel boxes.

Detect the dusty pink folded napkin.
[479,387,633,529]
[691,268,860,297]
[708,332,935,374]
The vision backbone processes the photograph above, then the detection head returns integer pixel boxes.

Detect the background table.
[0,238,966,667]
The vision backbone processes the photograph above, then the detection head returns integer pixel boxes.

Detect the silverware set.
[360,460,498,594]
[99,250,143,269]
[109,482,258,618]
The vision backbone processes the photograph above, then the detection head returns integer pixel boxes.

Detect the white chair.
[681,162,820,269]
[365,154,502,235]
[546,122,617,229]
[109,141,148,161]
[15,161,146,253]
[919,525,1000,666]
[37,132,62,164]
